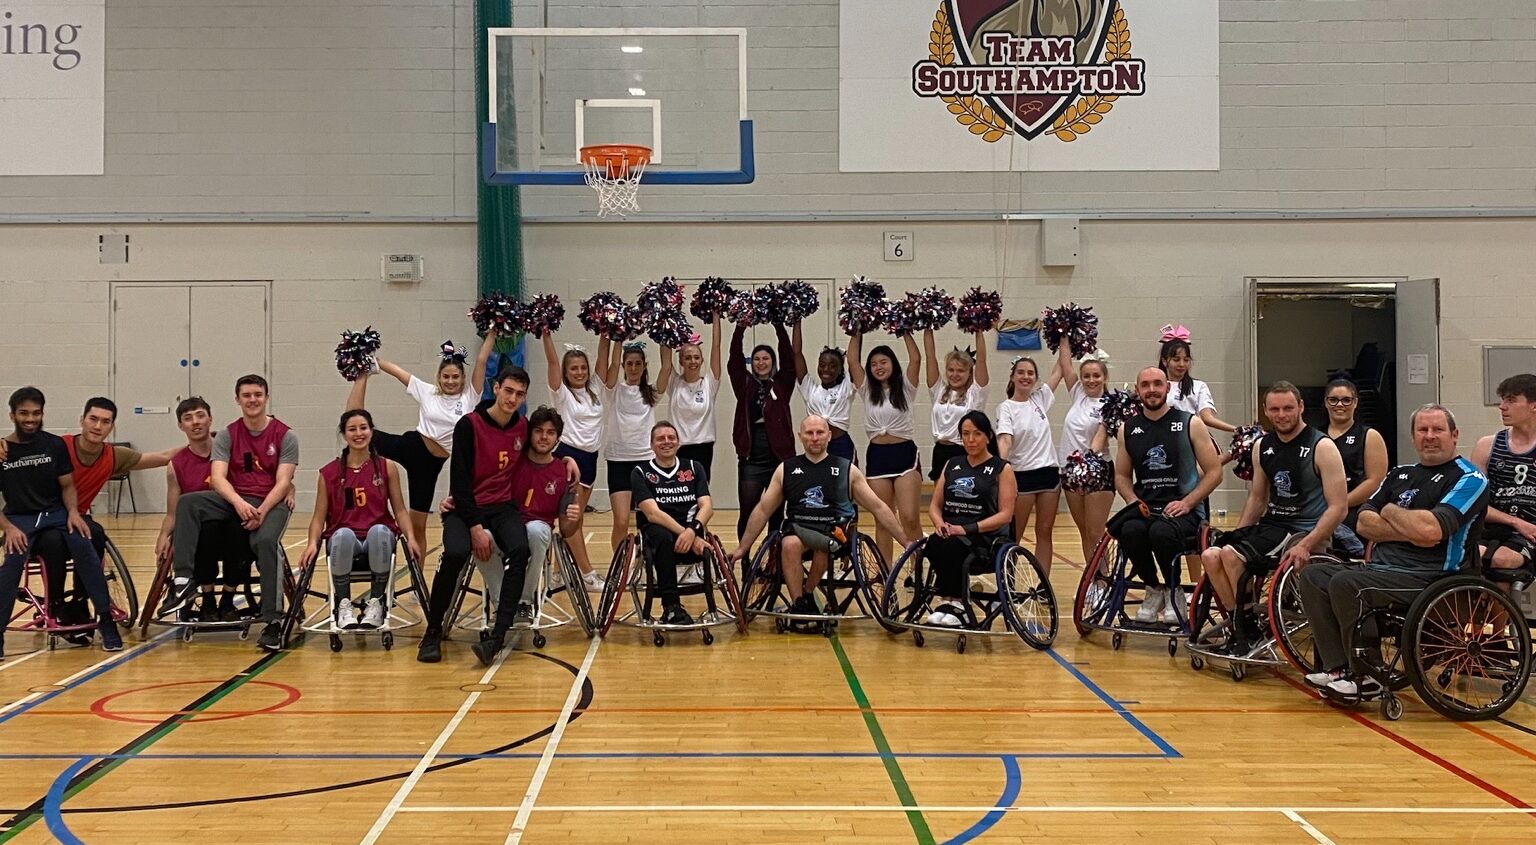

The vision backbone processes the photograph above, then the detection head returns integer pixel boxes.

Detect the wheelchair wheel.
[140,555,172,637]
[101,541,139,631]
[852,532,899,632]
[1187,576,1229,648]
[554,536,596,639]
[1073,535,1117,637]
[1404,576,1533,721]
[707,537,750,634]
[596,536,634,638]
[739,535,783,625]
[1269,557,1326,675]
[1348,609,1411,693]
[999,544,1057,650]
[880,539,929,631]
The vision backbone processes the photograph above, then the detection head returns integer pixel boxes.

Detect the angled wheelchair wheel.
[1187,575,1229,648]
[280,550,307,644]
[1073,535,1117,637]
[555,535,596,639]
[708,536,750,634]
[739,534,783,626]
[881,538,929,627]
[1269,557,1327,675]
[139,554,173,637]
[597,536,634,638]
[999,544,1057,650]
[1404,576,1533,721]
[852,532,900,632]
[101,541,139,631]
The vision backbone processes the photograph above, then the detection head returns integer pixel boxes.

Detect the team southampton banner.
[839,0,1218,172]
[0,0,104,175]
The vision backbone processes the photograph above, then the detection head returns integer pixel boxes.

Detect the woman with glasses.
[1322,378,1387,556]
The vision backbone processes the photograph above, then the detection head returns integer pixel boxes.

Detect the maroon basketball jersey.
[225,417,291,499]
[467,411,527,507]
[318,457,399,538]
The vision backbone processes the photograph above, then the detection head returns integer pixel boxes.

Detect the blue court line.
[0,751,1166,762]
[0,634,169,727]
[943,755,1022,845]
[43,757,92,845]
[1045,648,1181,759]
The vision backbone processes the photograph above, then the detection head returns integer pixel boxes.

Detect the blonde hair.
[938,348,976,406]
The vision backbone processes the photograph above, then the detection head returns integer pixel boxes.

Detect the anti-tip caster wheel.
[822,622,834,638]
[381,631,394,651]
[1190,654,1205,671]
[1167,637,1178,657]
[329,634,342,652]
[774,618,787,634]
[1111,632,1123,650]
[653,631,665,648]
[1230,662,1246,682]
[181,627,195,642]
[1381,694,1403,721]
[238,627,250,641]
[478,629,492,642]
[956,635,967,654]
[533,632,547,649]
[702,629,714,646]
[913,630,926,648]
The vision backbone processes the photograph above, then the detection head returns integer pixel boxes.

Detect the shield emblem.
[946,0,1117,139]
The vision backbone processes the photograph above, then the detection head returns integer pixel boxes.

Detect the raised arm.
[793,321,809,381]
[656,345,675,394]
[1045,340,1071,392]
[376,360,413,388]
[134,445,182,471]
[902,333,921,388]
[973,331,990,388]
[542,331,563,392]
[848,333,865,389]
[851,466,910,547]
[775,323,796,391]
[469,329,497,397]
[923,329,940,389]
[709,314,722,381]
[728,322,749,388]
[595,335,619,389]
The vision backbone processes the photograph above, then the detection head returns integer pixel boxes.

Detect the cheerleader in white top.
[541,330,608,591]
[597,339,658,551]
[793,324,857,462]
[344,331,497,554]
[848,331,923,564]
[923,327,990,481]
[995,343,1071,575]
[656,314,723,478]
[1157,324,1236,434]
[1058,348,1115,565]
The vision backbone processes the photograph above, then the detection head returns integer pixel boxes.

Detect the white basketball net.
[583,159,647,217]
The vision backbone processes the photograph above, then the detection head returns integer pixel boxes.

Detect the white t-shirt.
[996,388,1056,472]
[858,377,919,440]
[1059,382,1107,462]
[406,376,476,452]
[666,370,719,446]
[931,382,988,443]
[799,374,855,432]
[551,382,604,453]
[1168,378,1216,418]
[605,382,656,462]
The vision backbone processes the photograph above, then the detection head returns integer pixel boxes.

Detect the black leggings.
[1114,511,1200,589]
[374,429,448,513]
[642,523,697,605]
[427,506,530,632]
[927,534,993,599]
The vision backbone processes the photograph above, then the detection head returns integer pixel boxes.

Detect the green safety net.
[474,1,524,382]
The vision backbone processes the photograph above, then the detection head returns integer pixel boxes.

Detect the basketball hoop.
[580,144,651,217]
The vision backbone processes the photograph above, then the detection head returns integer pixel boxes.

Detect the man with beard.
[1106,366,1223,625]
[1201,382,1348,655]
[0,387,123,657]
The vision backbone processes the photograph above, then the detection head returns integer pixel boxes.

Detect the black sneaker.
[1222,637,1255,658]
[64,631,93,648]
[196,595,219,623]
[471,634,504,667]
[513,603,535,629]
[159,579,198,616]
[661,604,695,626]
[218,594,241,622]
[257,622,284,652]
[791,594,819,616]
[417,629,443,663]
[100,621,124,652]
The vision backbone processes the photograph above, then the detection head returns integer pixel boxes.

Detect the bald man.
[731,415,908,623]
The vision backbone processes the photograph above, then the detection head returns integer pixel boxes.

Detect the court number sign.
[884,231,914,262]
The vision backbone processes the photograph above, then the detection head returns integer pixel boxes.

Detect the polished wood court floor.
[3,512,1536,844]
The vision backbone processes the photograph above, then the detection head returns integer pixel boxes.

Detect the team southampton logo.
[1397,488,1419,508]
[914,0,1144,142]
[1143,444,1170,471]
[948,476,980,499]
[802,485,828,509]
[544,480,557,495]
[1273,470,1294,498]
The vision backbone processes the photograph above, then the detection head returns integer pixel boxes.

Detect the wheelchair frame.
[295,533,430,652]
[878,535,1058,653]
[445,531,596,649]
[1072,523,1209,657]
[5,536,137,650]
[140,544,302,644]
[596,531,746,647]
[1186,550,1340,682]
[737,528,889,636]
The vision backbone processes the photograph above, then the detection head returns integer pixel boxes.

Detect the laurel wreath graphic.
[927,2,1134,144]
[1052,7,1133,142]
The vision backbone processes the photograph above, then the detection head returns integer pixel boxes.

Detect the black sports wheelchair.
[878,532,1057,653]
[737,524,887,636]
[595,528,746,647]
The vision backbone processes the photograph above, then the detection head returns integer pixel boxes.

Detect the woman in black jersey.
[1323,378,1387,555]
[924,411,1018,627]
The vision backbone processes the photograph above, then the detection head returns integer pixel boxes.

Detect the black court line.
[1496,717,1536,738]
[2,651,588,820]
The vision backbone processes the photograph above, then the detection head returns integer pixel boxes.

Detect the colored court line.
[0,751,1164,763]
[1052,551,1084,571]
[6,703,1325,717]
[830,633,936,845]
[1044,648,1180,758]
[42,758,92,845]
[945,755,1021,845]
[1459,722,1536,765]
[0,631,169,724]
[89,679,302,724]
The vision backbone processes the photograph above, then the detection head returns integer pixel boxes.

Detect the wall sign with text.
[0,0,105,175]
[840,0,1218,172]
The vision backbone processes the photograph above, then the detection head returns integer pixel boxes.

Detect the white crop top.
[858,377,919,440]
[799,374,855,432]
[1058,382,1107,462]
[931,382,988,443]
[552,382,604,453]
[406,376,476,452]
[666,371,719,446]
[1168,378,1215,418]
[996,388,1057,472]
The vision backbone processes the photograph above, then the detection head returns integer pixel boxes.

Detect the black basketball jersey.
[1331,421,1370,490]
[630,459,709,528]
[782,454,855,531]
[1487,429,1536,520]
[1122,408,1202,516]
[939,455,1007,525]
[1258,425,1327,531]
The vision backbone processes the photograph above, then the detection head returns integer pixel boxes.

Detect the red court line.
[1272,672,1536,816]
[88,680,302,724]
[1053,551,1085,571]
[1459,723,1536,766]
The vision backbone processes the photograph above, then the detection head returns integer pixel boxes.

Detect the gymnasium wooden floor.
[3,512,1536,845]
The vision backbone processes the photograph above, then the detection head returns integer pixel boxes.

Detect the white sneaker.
[679,564,704,586]
[1159,590,1184,625]
[335,600,359,629]
[1135,588,1164,623]
[924,610,962,627]
[582,571,607,591]
[1304,670,1336,688]
[360,598,386,629]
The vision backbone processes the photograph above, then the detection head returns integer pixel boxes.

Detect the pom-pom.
[1228,424,1265,481]
[468,292,526,338]
[637,277,685,314]
[690,276,736,321]
[955,287,1003,333]
[646,308,696,348]
[1098,388,1142,437]
[1062,450,1114,495]
[578,292,637,342]
[770,279,821,325]
[521,293,565,338]
[882,293,922,337]
[838,277,888,335]
[909,286,957,332]
[725,286,776,327]
[335,327,382,382]
[1041,302,1100,358]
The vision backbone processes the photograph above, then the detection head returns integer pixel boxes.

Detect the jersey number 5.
[497,450,510,470]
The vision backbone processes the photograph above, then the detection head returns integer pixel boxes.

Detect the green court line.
[829,634,936,845]
[0,647,293,842]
